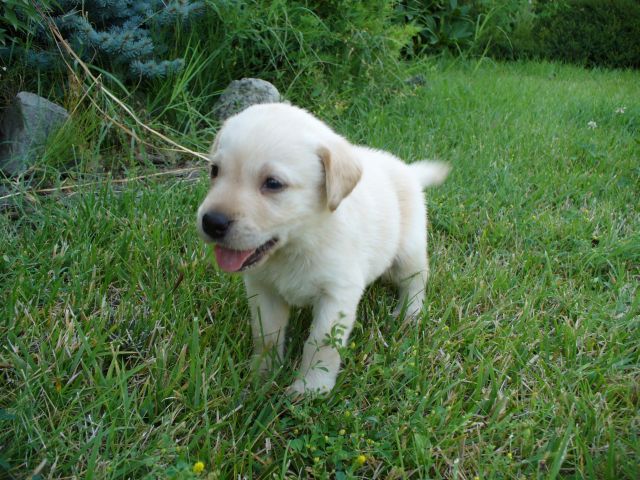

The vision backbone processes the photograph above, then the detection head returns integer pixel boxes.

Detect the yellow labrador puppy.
[197,103,449,394]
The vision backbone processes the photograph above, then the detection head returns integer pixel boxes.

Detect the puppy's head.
[197,103,361,273]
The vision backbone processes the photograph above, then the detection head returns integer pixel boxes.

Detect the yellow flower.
[339,429,346,435]
[193,461,205,474]
[507,452,513,460]
[355,454,366,466]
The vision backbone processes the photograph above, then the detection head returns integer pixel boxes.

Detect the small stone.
[405,74,427,87]
[0,92,69,176]
[213,78,281,122]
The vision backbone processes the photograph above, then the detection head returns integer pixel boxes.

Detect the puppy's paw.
[287,371,336,396]
[285,380,308,398]
[393,303,421,322]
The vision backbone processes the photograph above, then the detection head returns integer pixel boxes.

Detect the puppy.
[197,103,449,394]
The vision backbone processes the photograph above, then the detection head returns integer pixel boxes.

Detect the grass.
[1,59,639,479]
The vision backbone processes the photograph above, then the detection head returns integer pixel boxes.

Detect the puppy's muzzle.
[201,211,232,240]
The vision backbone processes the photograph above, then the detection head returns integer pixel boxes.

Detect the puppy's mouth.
[214,238,278,272]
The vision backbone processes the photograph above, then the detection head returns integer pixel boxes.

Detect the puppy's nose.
[202,211,232,240]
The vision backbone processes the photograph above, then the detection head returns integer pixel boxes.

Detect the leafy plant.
[397,0,476,54]
[195,1,416,97]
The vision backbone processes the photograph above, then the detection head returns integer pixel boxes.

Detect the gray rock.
[0,92,69,176]
[213,78,281,122]
[405,74,427,87]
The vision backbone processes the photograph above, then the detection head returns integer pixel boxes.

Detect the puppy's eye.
[262,177,285,192]
[210,164,219,179]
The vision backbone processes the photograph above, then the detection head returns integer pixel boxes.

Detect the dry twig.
[0,166,204,201]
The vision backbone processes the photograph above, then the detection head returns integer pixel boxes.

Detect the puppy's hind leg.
[390,241,429,321]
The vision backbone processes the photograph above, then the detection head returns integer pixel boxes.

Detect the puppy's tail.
[409,161,450,189]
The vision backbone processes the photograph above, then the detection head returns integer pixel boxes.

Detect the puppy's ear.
[318,141,362,211]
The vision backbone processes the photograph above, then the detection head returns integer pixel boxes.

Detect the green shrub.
[308,0,417,82]
[200,1,415,93]
[535,0,640,69]
[146,0,417,122]
[469,0,640,68]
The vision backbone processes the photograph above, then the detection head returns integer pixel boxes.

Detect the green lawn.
[1,60,639,479]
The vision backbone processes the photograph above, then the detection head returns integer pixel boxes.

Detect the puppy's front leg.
[289,290,361,394]
[245,277,290,375]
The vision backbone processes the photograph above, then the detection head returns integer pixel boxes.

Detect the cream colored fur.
[197,103,449,394]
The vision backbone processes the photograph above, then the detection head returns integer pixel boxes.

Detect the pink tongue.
[214,245,255,272]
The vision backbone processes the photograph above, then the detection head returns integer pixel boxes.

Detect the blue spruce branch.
[5,0,204,80]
